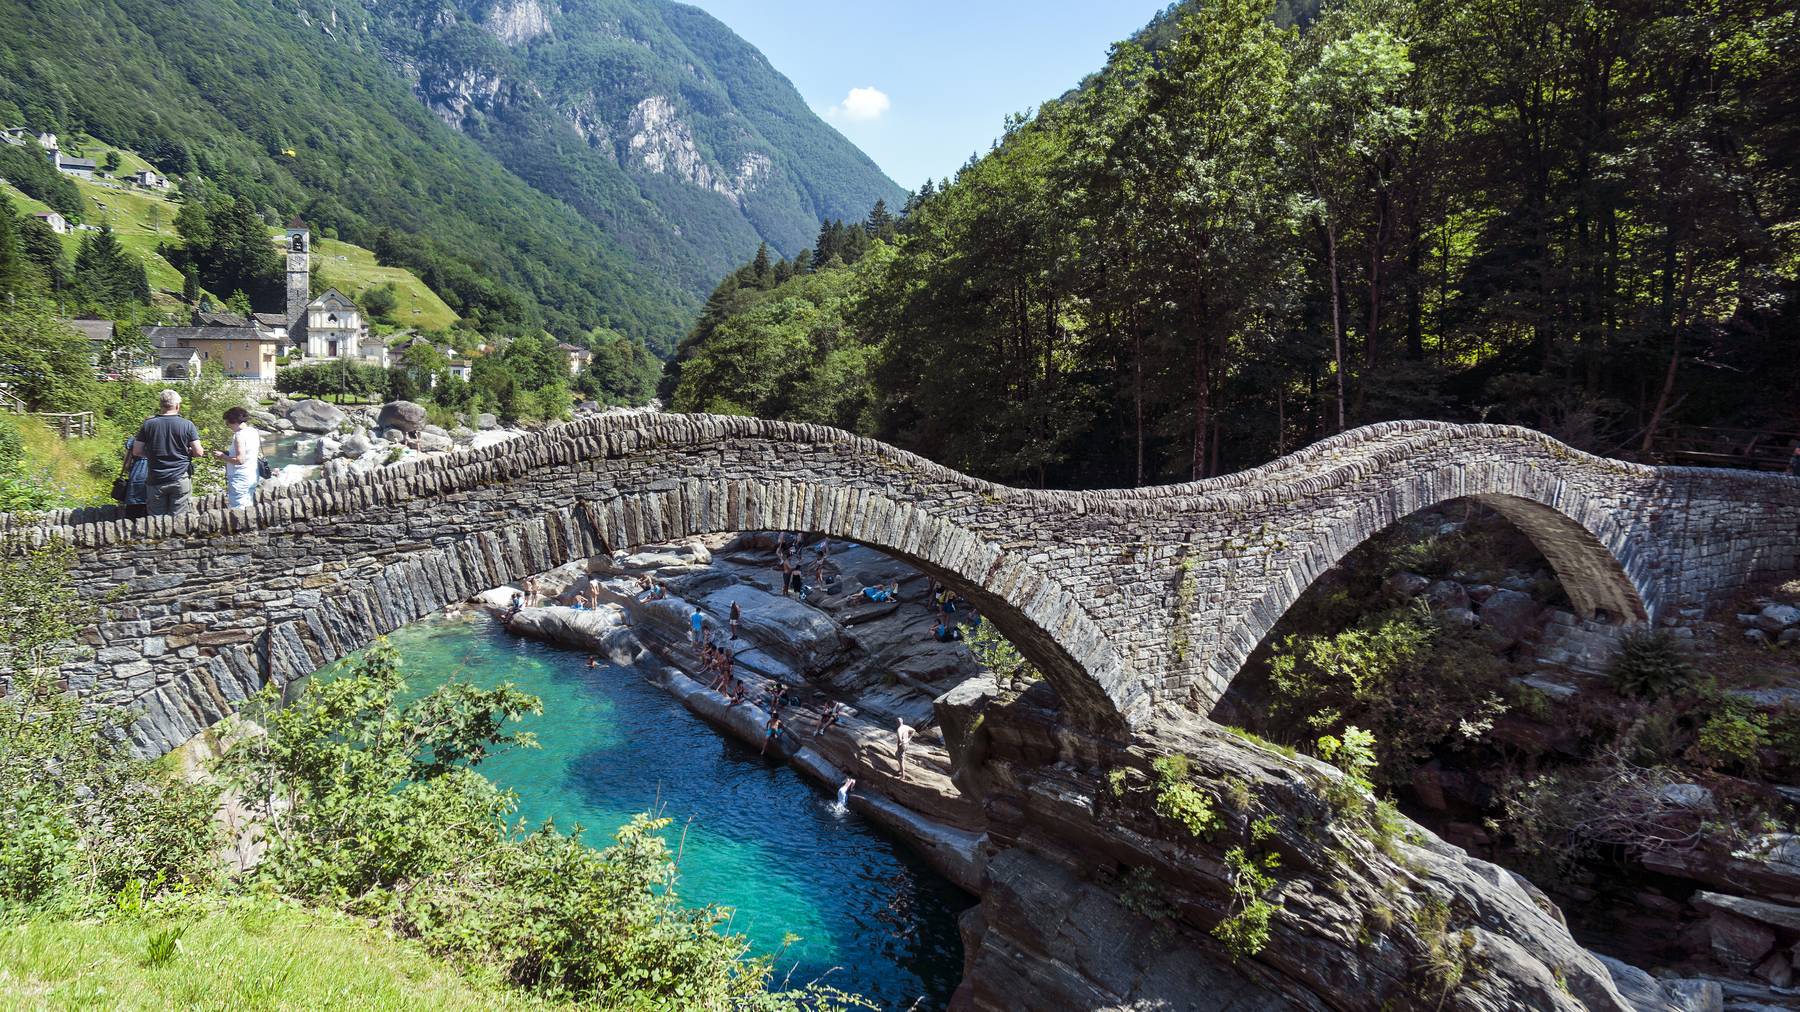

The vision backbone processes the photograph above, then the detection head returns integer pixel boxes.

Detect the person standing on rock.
[895,718,915,776]
[730,600,742,640]
[131,389,203,517]
[213,406,261,509]
[761,715,787,756]
[690,606,705,646]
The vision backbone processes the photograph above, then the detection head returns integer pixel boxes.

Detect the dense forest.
[669,0,1798,488]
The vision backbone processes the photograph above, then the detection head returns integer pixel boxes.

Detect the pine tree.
[182,266,199,304]
[812,220,838,269]
[72,226,149,308]
[751,242,772,286]
[864,198,894,239]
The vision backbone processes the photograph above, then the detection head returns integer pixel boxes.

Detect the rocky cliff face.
[483,0,552,45]
[944,682,1721,1011]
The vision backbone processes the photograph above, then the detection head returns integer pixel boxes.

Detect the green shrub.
[1265,603,1507,788]
[1610,631,1696,699]
[1316,726,1379,790]
[1695,709,1770,773]
[1212,815,1282,960]
[220,640,866,1007]
[1150,754,1220,837]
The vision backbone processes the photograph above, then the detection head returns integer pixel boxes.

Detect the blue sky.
[680,0,1174,191]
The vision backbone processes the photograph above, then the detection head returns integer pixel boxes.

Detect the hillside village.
[0,128,655,385]
[0,127,662,510]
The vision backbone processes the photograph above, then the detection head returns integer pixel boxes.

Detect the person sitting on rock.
[727,682,748,707]
[933,622,963,643]
[814,700,843,736]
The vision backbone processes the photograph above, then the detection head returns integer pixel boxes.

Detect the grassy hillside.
[0,899,554,1011]
[4,138,459,326]
[309,238,461,332]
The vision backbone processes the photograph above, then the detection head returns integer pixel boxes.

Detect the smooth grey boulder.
[1384,571,1430,597]
[286,399,345,434]
[476,412,498,430]
[1478,588,1541,646]
[375,400,427,435]
[338,432,373,460]
[417,430,454,453]
[1756,603,1800,631]
[1427,579,1471,611]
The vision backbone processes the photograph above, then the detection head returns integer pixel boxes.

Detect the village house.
[61,319,115,372]
[0,127,26,146]
[31,210,68,235]
[127,169,171,190]
[54,153,96,179]
[35,132,57,155]
[144,309,282,383]
[557,342,591,377]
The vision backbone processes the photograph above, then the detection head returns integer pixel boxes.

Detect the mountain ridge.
[0,0,901,350]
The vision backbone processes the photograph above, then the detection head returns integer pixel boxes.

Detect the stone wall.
[8,413,1798,755]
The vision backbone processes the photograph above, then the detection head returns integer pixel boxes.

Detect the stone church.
[282,216,385,367]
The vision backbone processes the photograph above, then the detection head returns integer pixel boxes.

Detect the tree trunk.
[1640,327,1681,458]
[1192,329,1210,481]
[1326,220,1346,432]
[1133,313,1145,487]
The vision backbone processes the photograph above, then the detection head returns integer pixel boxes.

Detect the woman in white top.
[214,406,261,509]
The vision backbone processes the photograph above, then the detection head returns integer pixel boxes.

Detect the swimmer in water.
[836,777,855,808]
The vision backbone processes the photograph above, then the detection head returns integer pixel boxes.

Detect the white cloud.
[827,86,891,123]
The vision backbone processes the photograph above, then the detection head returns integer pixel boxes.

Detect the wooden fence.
[1,389,98,440]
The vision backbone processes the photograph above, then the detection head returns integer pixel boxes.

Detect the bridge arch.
[1196,446,1655,704]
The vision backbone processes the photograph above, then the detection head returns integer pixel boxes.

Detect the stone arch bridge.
[8,414,1798,755]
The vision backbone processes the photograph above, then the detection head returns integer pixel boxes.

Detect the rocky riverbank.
[252,395,657,489]
[468,532,993,893]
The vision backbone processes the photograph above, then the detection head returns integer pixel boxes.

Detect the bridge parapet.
[7,414,1797,755]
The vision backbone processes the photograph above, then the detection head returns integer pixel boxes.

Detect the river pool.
[320,616,969,1009]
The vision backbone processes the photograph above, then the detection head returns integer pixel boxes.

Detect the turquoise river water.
[323,616,969,1009]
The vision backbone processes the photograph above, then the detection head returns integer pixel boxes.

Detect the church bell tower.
[284,216,310,351]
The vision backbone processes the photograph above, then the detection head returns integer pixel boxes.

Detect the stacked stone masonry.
[5,414,1797,755]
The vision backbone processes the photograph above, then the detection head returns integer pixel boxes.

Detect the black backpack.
[256,456,273,480]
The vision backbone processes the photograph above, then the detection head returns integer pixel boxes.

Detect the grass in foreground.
[0,898,553,1012]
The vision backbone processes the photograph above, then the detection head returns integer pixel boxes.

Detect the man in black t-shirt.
[131,389,204,517]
